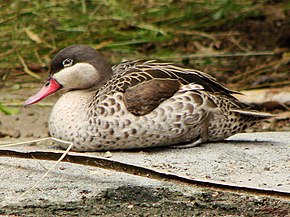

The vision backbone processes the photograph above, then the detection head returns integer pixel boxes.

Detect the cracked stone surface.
[0,132,289,216]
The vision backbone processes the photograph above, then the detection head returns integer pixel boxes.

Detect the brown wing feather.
[113,60,239,97]
[124,79,180,116]
[105,60,247,115]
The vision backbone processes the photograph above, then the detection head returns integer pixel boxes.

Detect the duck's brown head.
[24,45,113,106]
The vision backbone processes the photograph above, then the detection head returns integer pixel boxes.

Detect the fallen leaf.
[263,5,286,21]
[235,87,290,105]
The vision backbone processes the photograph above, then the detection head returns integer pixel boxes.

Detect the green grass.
[1,0,290,91]
[0,0,273,69]
[0,0,289,116]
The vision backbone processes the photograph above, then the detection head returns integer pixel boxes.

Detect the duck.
[24,45,272,151]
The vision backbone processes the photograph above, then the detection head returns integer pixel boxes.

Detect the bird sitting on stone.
[25,45,272,151]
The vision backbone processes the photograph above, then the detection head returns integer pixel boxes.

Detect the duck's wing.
[123,79,180,116]
[110,60,242,115]
[112,60,239,97]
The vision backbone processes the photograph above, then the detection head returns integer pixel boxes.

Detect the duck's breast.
[49,90,92,147]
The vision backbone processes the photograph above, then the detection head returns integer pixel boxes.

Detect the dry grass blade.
[230,55,289,89]
[151,51,276,60]
[1,0,289,90]
[24,28,42,44]
[17,55,41,80]
[231,60,278,81]
[0,137,74,207]
[0,137,52,148]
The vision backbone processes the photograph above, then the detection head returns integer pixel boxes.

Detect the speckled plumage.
[26,45,272,151]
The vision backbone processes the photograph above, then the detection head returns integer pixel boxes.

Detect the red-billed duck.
[25,45,272,151]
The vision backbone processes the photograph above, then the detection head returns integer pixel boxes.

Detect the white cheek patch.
[53,63,99,89]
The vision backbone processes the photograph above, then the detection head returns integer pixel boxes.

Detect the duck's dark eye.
[44,80,50,86]
[62,58,73,67]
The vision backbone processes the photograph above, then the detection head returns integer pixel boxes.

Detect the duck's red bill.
[24,78,61,106]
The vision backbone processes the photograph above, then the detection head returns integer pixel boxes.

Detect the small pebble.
[104,151,112,158]
[44,121,49,128]
[13,129,21,138]
[25,133,34,137]
[127,204,134,209]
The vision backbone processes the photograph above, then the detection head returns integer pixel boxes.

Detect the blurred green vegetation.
[0,0,289,89]
[0,1,276,65]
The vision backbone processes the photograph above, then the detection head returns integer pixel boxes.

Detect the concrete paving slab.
[87,131,290,193]
[0,132,289,216]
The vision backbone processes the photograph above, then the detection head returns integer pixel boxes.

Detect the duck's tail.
[232,109,274,121]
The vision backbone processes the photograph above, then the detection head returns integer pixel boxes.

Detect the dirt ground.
[2,185,290,216]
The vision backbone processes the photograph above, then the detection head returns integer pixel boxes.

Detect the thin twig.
[240,81,290,90]
[0,137,74,207]
[17,54,41,80]
[231,60,279,81]
[150,51,276,60]
[81,0,87,14]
